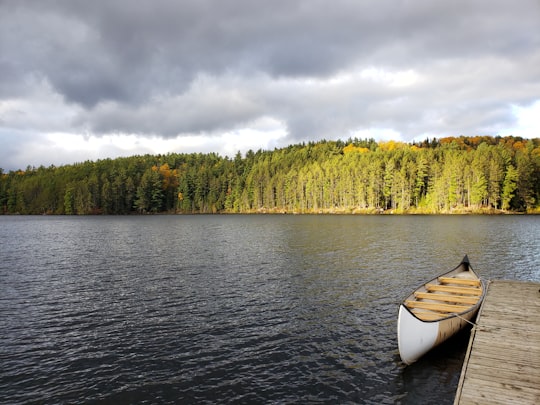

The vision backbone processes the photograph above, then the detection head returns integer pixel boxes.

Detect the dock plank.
[454,280,540,405]
[457,377,539,405]
[466,358,540,381]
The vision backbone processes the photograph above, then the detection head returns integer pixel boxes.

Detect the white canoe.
[397,255,485,365]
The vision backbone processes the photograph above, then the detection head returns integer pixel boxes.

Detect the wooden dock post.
[454,280,540,404]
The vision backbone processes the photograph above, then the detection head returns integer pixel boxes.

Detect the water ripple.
[1,215,538,404]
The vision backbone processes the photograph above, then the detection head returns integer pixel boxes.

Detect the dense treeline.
[1,136,539,215]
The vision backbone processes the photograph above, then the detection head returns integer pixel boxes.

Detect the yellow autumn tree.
[378,140,407,151]
[343,143,370,154]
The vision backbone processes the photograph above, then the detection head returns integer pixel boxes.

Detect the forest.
[1,136,539,215]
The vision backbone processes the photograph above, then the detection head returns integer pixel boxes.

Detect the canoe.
[397,255,485,365]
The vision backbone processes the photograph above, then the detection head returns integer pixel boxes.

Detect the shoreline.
[3,208,539,216]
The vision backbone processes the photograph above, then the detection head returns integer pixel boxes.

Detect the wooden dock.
[454,280,540,404]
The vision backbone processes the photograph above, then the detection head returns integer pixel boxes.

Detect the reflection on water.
[0,215,538,404]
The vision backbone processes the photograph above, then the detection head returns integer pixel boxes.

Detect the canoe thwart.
[414,292,480,305]
[405,300,470,313]
[438,276,481,286]
[426,284,482,296]
[411,310,448,321]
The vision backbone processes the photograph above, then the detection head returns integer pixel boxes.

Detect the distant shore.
[3,209,539,216]
[226,208,539,215]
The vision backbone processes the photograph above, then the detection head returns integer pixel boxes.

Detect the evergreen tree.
[501,164,518,210]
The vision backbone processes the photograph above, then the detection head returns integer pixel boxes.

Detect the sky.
[1,0,540,171]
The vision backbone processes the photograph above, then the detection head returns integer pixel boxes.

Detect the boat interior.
[405,274,483,321]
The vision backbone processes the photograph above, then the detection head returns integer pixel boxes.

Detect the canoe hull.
[397,256,484,365]
[397,304,477,365]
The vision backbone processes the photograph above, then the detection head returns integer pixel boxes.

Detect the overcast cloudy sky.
[1,0,539,170]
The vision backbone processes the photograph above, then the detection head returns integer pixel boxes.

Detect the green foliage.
[134,167,164,213]
[1,136,539,215]
[63,186,74,215]
[501,164,518,210]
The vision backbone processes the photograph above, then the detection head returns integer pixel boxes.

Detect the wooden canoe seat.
[438,276,481,286]
[405,300,470,313]
[426,284,482,296]
[411,310,447,321]
[414,292,480,305]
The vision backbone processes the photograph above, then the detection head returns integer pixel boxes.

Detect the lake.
[1,215,539,404]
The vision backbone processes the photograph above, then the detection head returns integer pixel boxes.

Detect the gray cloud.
[1,0,539,169]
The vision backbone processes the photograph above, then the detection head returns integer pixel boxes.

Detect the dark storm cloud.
[1,0,539,154]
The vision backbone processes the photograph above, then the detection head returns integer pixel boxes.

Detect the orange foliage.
[159,163,178,190]
[513,141,525,150]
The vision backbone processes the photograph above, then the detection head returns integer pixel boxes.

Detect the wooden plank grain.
[439,276,482,286]
[473,335,540,353]
[470,346,539,365]
[466,357,540,380]
[464,363,540,387]
[459,377,540,405]
[405,300,470,312]
[426,284,483,295]
[414,291,480,304]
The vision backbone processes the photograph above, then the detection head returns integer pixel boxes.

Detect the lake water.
[1,215,539,404]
